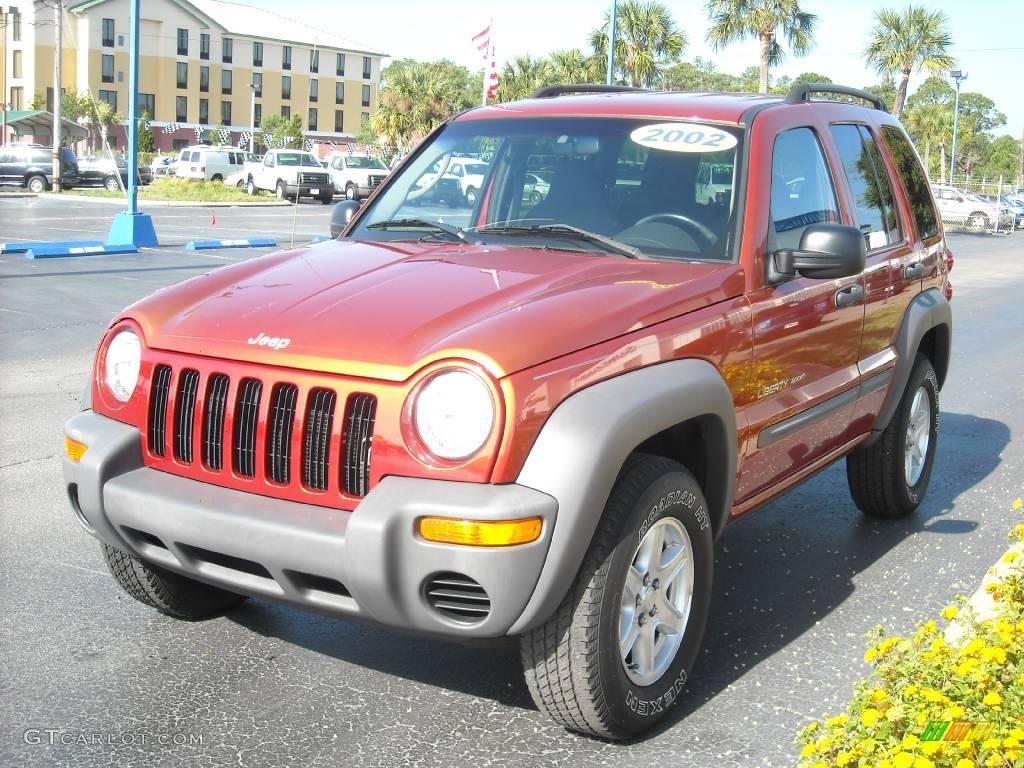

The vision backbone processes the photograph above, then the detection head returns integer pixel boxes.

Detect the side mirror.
[330,199,361,238]
[774,223,866,280]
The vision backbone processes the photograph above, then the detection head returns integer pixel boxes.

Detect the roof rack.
[785,83,888,112]
[530,84,648,99]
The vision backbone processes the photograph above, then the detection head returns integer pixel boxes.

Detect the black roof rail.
[530,84,648,99]
[785,83,888,113]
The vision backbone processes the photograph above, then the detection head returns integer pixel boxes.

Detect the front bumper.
[286,183,331,199]
[63,410,557,638]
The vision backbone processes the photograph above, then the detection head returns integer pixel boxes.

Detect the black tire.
[101,543,246,620]
[211,174,223,183]
[465,187,477,206]
[27,174,48,193]
[520,454,713,739]
[847,355,939,518]
[968,212,990,229]
[104,176,120,192]
[345,183,356,200]
[246,177,257,196]
[276,180,287,199]
[319,193,333,205]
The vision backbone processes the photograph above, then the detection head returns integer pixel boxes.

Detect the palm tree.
[496,55,555,102]
[706,0,817,95]
[590,0,686,88]
[864,5,953,118]
[549,49,604,85]
[372,64,462,153]
[904,101,950,180]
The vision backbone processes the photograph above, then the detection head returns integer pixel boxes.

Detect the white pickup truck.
[246,149,333,204]
[326,153,390,200]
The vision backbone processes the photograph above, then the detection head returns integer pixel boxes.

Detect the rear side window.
[31,149,51,164]
[769,127,840,250]
[881,126,939,241]
[830,124,902,250]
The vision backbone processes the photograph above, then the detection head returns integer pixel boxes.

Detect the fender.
[869,288,951,443]
[509,358,737,634]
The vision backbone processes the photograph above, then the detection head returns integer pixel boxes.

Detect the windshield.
[350,116,741,261]
[346,156,388,170]
[278,152,322,167]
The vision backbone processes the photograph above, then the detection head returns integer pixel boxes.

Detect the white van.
[174,146,247,182]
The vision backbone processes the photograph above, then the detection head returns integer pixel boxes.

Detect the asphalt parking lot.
[1,196,1022,767]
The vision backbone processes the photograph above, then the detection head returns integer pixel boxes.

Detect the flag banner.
[239,130,252,148]
[472,23,491,58]
[278,136,290,147]
[327,140,337,149]
[347,143,354,156]
[194,125,204,142]
[303,138,315,152]
[218,128,231,144]
[162,123,180,134]
[486,54,500,100]
[144,120,154,129]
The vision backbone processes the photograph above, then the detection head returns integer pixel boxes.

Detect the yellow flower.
[983,692,1002,707]
[835,752,853,766]
[861,708,882,728]
[958,658,980,676]
[902,734,921,749]
[914,757,935,768]
[982,738,1001,750]
[827,714,850,728]
[1013,497,1023,510]
[1004,736,1021,749]
[984,756,1001,768]
[920,619,937,636]
[904,685,919,697]
[893,753,915,768]
[964,638,985,656]
[800,743,816,758]
[806,721,820,733]
[1005,750,1021,763]
[945,705,966,719]
[871,688,887,703]
[865,647,879,663]
[1002,550,1020,563]
[1010,728,1024,740]
[981,647,1007,664]
[942,606,960,620]
[921,688,945,703]
[955,760,975,768]
[921,741,942,756]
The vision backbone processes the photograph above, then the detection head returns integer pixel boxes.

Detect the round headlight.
[413,369,495,460]
[104,328,142,402]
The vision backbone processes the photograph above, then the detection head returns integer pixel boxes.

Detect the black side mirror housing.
[774,223,866,279]
[330,200,362,238]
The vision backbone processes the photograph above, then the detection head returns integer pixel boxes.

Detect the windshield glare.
[346,156,387,170]
[351,116,741,261]
[278,152,322,167]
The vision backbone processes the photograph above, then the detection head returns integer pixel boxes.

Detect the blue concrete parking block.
[2,240,104,255]
[24,243,139,259]
[185,238,277,250]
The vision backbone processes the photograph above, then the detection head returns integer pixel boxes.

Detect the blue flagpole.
[606,0,617,85]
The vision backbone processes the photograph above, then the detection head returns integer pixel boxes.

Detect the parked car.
[0,144,79,191]
[245,148,333,203]
[325,152,389,200]
[932,184,1015,230]
[522,172,551,204]
[150,155,176,177]
[64,83,952,740]
[976,193,1024,230]
[77,156,153,191]
[174,145,247,182]
[444,159,489,205]
[224,157,262,188]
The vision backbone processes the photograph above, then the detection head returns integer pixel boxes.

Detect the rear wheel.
[276,180,287,199]
[968,211,990,229]
[847,355,939,518]
[465,186,478,206]
[211,174,223,183]
[319,193,334,205]
[101,543,246,620]
[103,176,120,192]
[520,455,713,739]
[27,175,48,193]
[246,177,257,196]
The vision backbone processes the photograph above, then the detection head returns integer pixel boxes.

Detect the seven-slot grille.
[146,365,376,498]
[368,174,385,189]
[299,172,329,186]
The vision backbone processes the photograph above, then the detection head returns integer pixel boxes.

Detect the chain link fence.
[929,175,1022,233]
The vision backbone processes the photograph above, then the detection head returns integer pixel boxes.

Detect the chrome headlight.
[103,328,142,402]
[413,369,495,460]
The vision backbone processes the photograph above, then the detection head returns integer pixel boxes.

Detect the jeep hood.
[124,239,744,381]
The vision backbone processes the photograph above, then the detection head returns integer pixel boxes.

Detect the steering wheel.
[633,213,718,250]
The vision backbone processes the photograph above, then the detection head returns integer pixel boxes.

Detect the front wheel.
[27,175,48,193]
[345,183,356,200]
[246,177,257,196]
[465,187,478,206]
[520,455,713,739]
[847,355,939,518]
[104,176,120,192]
[101,543,246,620]
[276,180,287,199]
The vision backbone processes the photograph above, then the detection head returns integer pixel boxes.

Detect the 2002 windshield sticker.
[630,123,738,153]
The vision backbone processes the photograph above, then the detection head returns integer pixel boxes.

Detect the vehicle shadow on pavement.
[226,411,1007,728]
[640,410,1009,741]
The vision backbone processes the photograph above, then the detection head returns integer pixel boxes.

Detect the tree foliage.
[590,0,686,87]
[260,114,304,150]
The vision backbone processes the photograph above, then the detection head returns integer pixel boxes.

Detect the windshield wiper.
[476,224,644,259]
[366,218,470,243]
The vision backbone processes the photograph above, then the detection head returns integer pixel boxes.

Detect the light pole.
[949,69,967,184]
[248,82,256,153]
[605,0,617,85]
[2,5,18,147]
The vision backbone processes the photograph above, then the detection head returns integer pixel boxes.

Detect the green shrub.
[795,500,1024,768]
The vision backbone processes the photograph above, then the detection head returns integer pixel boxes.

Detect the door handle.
[905,262,925,280]
[835,284,864,308]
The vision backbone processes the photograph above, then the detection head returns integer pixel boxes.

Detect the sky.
[245,0,1023,137]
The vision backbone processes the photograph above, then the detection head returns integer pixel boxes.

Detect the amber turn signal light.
[64,436,88,463]
[417,516,543,547]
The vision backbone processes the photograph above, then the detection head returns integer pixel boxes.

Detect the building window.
[308,107,317,131]
[200,65,209,93]
[46,87,53,112]
[254,103,262,128]
[221,100,232,124]
[176,95,188,122]
[362,56,371,79]
[221,69,232,95]
[199,98,209,124]
[309,79,318,103]
[336,53,345,77]
[281,105,290,120]
[10,86,23,110]
[172,138,188,151]
[101,18,115,47]
[139,93,155,119]
[282,46,291,70]
[309,49,319,73]
[361,84,370,107]
[222,37,233,63]
[252,72,262,97]
[12,50,22,79]
[252,41,263,68]
[335,81,344,104]
[200,33,210,60]
[177,28,188,56]
[360,111,369,126]
[99,90,117,110]
[281,75,291,100]
[11,12,20,42]
[334,110,343,132]
[176,62,188,89]
[101,54,115,83]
